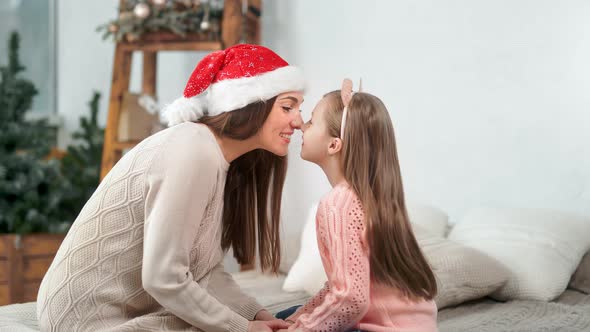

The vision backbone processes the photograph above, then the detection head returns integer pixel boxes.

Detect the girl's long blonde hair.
[323,91,437,300]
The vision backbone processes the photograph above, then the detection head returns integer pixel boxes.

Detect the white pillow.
[282,203,326,293]
[279,230,303,274]
[449,207,590,301]
[282,203,451,295]
[407,203,449,237]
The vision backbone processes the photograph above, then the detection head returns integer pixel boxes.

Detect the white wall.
[262,1,590,241]
[57,1,590,270]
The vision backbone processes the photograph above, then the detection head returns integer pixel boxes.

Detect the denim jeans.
[275,305,364,332]
[275,305,302,320]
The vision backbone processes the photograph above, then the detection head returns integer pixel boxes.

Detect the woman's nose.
[291,112,304,129]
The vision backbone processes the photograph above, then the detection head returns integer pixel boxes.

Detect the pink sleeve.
[286,282,330,323]
[289,200,371,332]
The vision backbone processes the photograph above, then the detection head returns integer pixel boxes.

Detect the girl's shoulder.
[319,182,363,216]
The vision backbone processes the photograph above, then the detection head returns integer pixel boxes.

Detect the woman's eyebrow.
[279,96,302,103]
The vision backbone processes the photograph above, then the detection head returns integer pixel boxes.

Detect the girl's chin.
[300,151,310,162]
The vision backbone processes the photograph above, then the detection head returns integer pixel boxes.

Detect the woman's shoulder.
[147,122,228,172]
[164,122,214,144]
[139,122,211,150]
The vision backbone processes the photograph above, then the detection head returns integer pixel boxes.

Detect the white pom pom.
[162,96,206,127]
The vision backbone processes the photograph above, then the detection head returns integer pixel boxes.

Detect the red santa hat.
[163,44,305,126]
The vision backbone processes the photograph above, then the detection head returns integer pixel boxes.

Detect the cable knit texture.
[36,123,262,332]
[287,183,437,332]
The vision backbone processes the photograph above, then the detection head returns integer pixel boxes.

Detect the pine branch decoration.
[97,0,224,42]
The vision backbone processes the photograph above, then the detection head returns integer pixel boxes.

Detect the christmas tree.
[0,32,67,233]
[57,92,104,224]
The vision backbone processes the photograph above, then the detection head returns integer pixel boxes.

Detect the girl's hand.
[255,309,276,321]
[248,320,289,332]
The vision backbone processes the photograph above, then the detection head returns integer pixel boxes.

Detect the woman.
[37,44,305,332]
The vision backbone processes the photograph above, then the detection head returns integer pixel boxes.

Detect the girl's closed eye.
[281,106,292,112]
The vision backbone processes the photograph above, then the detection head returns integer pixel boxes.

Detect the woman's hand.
[254,309,276,321]
[248,319,289,332]
[275,320,294,332]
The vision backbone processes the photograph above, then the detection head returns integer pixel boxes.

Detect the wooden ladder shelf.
[100,0,260,179]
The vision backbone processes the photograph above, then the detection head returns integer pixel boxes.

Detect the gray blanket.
[1,271,589,331]
[437,290,590,332]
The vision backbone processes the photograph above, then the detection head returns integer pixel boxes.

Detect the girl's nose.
[300,122,307,132]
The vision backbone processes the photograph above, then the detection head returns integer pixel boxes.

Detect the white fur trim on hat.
[164,65,305,127]
[208,65,305,115]
[163,94,208,127]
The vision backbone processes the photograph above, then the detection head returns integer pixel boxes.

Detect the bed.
[1,270,589,332]
[3,205,590,331]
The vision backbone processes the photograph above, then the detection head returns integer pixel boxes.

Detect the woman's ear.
[327,137,343,155]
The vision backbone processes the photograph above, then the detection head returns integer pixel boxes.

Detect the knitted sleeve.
[289,197,371,332]
[142,132,248,332]
[286,282,331,323]
[207,262,265,320]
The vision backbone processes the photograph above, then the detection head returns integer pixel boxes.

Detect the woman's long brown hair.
[323,91,437,300]
[198,97,285,273]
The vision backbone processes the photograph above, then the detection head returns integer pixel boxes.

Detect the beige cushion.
[414,226,510,309]
[569,250,590,294]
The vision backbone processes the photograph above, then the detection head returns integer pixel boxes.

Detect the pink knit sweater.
[287,183,437,332]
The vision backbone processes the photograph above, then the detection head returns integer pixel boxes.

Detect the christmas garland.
[97,0,224,42]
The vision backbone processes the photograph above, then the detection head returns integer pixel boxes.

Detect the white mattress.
[0,302,38,332]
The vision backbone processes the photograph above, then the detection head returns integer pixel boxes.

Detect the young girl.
[277,80,438,332]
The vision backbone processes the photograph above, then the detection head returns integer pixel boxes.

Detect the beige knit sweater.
[37,123,263,332]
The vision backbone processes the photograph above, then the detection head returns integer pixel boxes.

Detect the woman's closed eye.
[282,105,303,113]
